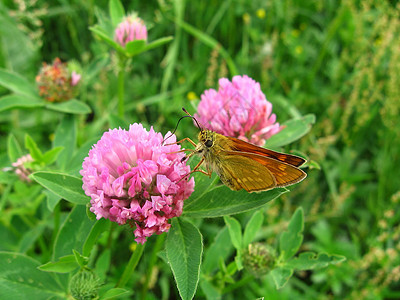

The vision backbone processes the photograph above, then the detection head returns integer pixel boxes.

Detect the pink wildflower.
[71,71,81,86]
[80,124,195,244]
[194,75,282,146]
[11,154,33,183]
[115,14,147,47]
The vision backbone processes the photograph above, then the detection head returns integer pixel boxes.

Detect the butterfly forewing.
[226,136,306,167]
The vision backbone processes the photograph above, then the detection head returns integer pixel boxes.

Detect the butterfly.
[170,108,307,192]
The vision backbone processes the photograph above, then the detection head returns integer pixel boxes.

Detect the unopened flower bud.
[243,243,276,277]
[69,270,101,300]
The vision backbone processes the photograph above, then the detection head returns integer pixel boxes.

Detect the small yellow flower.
[256,8,266,19]
[243,13,251,25]
[187,91,197,101]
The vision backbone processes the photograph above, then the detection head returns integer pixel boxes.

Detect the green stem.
[140,234,166,300]
[117,56,126,118]
[115,243,145,288]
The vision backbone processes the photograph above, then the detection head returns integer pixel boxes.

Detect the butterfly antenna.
[182,107,203,131]
[162,115,195,145]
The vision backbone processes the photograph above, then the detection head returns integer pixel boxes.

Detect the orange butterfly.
[173,108,307,192]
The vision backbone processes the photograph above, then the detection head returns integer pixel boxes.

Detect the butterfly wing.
[215,152,277,192]
[223,136,306,167]
[216,151,307,192]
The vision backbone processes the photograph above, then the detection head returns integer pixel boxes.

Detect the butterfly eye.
[205,140,213,147]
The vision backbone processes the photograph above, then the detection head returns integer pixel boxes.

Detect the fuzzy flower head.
[115,14,147,47]
[11,154,33,183]
[194,75,282,146]
[36,58,81,102]
[80,124,195,244]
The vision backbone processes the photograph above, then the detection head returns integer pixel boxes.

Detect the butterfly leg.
[177,157,211,183]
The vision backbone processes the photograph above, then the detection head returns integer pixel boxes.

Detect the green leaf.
[30,171,89,205]
[167,218,203,300]
[243,209,264,247]
[18,223,46,253]
[286,252,346,270]
[53,115,77,170]
[142,36,174,52]
[7,134,22,163]
[0,252,64,299]
[44,190,61,212]
[96,249,111,281]
[0,68,38,97]
[183,181,288,218]
[125,40,147,56]
[41,147,64,165]
[53,205,95,259]
[66,136,100,175]
[0,94,44,112]
[270,267,293,289]
[83,218,110,257]
[25,134,43,161]
[279,207,304,261]
[101,288,131,299]
[90,26,125,53]
[223,216,242,250]
[202,227,233,274]
[73,250,89,268]
[46,99,92,114]
[38,255,78,273]
[265,114,315,148]
[109,0,125,26]
[200,279,220,300]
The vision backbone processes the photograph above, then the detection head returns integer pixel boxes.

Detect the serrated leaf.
[53,205,95,259]
[286,252,346,270]
[30,171,89,205]
[46,99,91,114]
[270,267,293,289]
[109,0,125,26]
[7,134,22,163]
[183,179,287,218]
[42,147,64,165]
[38,255,78,273]
[0,68,38,97]
[265,114,315,148]
[223,216,242,250]
[0,252,64,299]
[279,207,304,261]
[167,219,203,300]
[0,94,44,112]
[243,209,264,247]
[24,134,43,161]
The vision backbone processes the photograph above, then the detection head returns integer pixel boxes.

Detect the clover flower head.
[194,75,282,146]
[80,124,195,244]
[115,14,147,47]
[35,58,81,102]
[12,154,33,183]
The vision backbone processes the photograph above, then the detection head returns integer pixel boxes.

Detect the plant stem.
[117,56,126,118]
[115,243,145,288]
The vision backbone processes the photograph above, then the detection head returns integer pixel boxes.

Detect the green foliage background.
[1,0,399,299]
